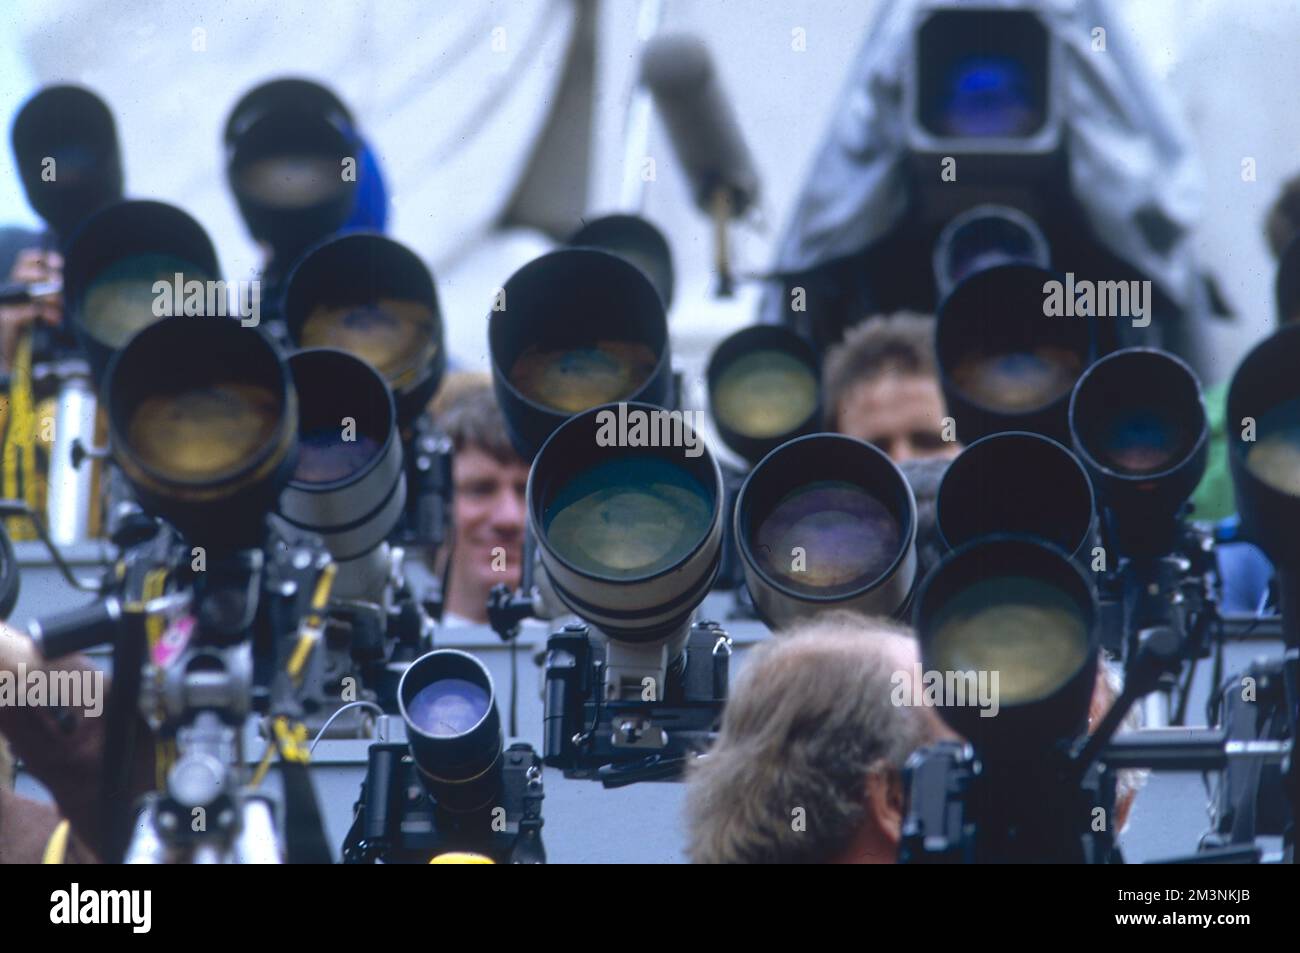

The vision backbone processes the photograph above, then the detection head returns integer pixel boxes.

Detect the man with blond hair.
[683,612,951,864]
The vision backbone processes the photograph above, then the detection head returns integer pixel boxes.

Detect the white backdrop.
[0,0,1291,387]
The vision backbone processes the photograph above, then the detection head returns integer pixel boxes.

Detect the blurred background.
[1,0,1287,389]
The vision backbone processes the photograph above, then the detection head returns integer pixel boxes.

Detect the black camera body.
[900,740,1118,864]
[343,740,545,864]
[543,619,730,785]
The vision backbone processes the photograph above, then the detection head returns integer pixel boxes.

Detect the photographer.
[684,612,1142,864]
[823,313,959,465]
[430,376,530,627]
[684,612,951,864]
[0,623,151,863]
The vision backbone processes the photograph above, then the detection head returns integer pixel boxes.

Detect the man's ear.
[863,767,906,846]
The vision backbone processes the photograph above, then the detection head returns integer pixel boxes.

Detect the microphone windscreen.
[640,34,759,215]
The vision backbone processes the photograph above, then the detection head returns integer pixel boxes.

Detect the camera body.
[543,619,731,784]
[343,740,545,864]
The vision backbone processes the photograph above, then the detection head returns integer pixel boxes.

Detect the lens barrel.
[105,315,297,550]
[936,264,1092,444]
[1226,324,1300,564]
[398,649,503,813]
[706,324,821,466]
[528,402,723,642]
[227,107,357,261]
[284,232,445,429]
[568,214,675,310]
[936,431,1094,561]
[12,85,123,238]
[1069,347,1207,557]
[276,348,405,577]
[913,534,1098,755]
[735,433,918,628]
[932,204,1050,298]
[63,200,221,384]
[490,249,672,460]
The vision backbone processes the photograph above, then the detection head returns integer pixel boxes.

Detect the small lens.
[713,349,817,438]
[929,575,1088,705]
[754,480,901,596]
[543,456,711,578]
[128,380,280,480]
[84,253,212,348]
[406,677,492,738]
[1246,396,1300,496]
[509,340,658,414]
[301,298,438,389]
[951,345,1082,412]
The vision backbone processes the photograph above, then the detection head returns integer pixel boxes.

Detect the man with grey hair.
[683,612,952,864]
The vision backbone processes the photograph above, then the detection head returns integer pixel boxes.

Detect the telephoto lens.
[490,249,673,460]
[568,214,675,310]
[912,535,1099,756]
[1226,324,1300,566]
[223,77,353,149]
[706,324,821,466]
[11,84,123,239]
[62,200,221,383]
[398,649,503,813]
[104,314,297,550]
[1069,347,1207,557]
[529,402,723,647]
[226,106,358,265]
[932,204,1050,298]
[936,431,1095,562]
[284,233,445,430]
[274,348,405,599]
[735,433,917,628]
[936,264,1092,444]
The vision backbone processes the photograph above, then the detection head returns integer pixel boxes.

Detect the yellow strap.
[2,331,37,540]
[142,568,168,650]
[41,819,71,864]
[250,716,312,789]
[274,717,311,765]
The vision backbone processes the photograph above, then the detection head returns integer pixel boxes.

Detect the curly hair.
[821,312,937,429]
[683,612,937,864]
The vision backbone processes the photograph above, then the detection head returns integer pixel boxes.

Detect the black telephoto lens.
[568,214,675,310]
[913,534,1099,756]
[490,249,672,460]
[62,200,221,384]
[936,430,1094,562]
[398,649,503,813]
[11,85,123,239]
[1069,347,1207,557]
[284,233,445,430]
[706,324,821,467]
[936,264,1092,444]
[105,314,297,551]
[1226,324,1300,565]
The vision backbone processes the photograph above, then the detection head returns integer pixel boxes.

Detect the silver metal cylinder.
[46,366,98,546]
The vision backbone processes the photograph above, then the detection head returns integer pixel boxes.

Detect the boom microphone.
[640,34,759,216]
